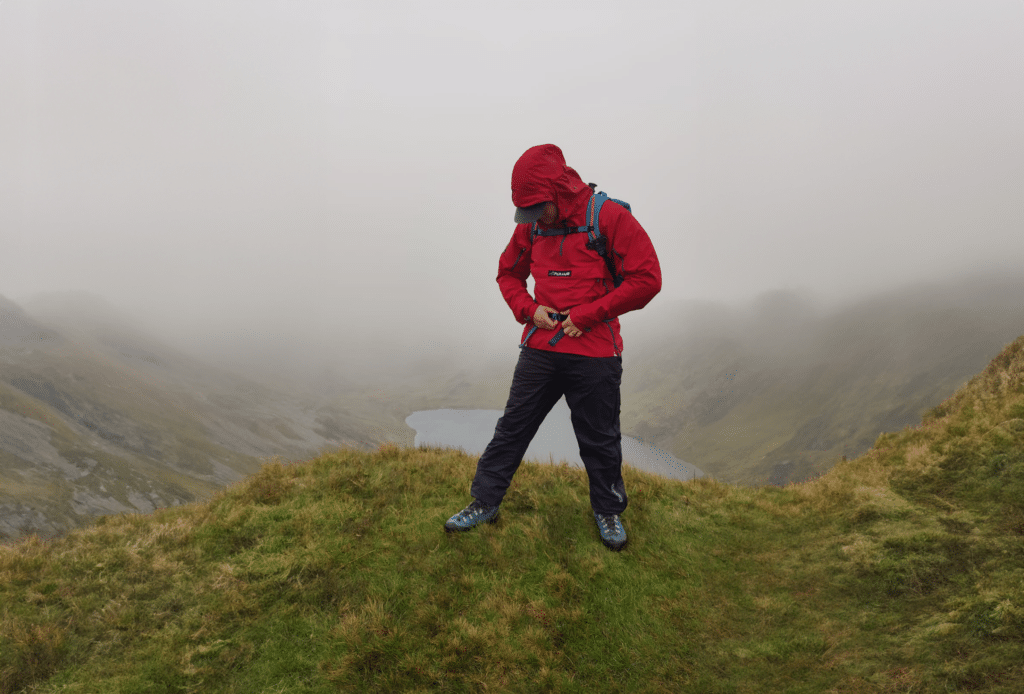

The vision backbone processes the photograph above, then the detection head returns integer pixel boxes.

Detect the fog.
[2,1,1022,384]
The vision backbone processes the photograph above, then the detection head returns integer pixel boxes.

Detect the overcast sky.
[2,1,1022,377]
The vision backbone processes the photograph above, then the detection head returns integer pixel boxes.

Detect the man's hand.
[532,305,560,330]
[563,313,584,338]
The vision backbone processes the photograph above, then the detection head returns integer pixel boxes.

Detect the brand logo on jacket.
[548,270,572,277]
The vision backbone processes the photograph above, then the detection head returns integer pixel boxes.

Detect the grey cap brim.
[514,202,547,224]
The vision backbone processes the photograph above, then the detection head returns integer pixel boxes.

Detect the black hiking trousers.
[469,346,627,515]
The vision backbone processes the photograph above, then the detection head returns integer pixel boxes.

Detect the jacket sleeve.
[569,205,662,331]
[496,224,539,324]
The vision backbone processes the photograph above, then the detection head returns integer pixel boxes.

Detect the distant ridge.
[0,295,61,345]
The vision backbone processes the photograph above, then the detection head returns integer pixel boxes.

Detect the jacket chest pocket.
[532,235,610,280]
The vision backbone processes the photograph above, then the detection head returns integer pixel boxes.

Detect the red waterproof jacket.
[499,144,662,357]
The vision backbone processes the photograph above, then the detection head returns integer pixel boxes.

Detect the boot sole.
[601,535,628,551]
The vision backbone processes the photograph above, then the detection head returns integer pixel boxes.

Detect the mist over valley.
[3,271,1022,538]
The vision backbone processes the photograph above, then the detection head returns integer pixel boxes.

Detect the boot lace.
[598,514,622,536]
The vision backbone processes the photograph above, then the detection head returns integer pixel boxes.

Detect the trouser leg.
[562,354,626,515]
[470,348,564,506]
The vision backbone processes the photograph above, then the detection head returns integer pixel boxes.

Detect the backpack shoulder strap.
[587,192,632,237]
[585,191,629,288]
[586,193,607,242]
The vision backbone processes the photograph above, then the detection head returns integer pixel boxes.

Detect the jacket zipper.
[605,322,621,356]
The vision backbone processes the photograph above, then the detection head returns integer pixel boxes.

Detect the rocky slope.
[0,294,393,539]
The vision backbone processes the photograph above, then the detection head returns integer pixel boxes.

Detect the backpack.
[529,183,629,289]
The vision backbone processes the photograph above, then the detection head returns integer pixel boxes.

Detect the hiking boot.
[445,499,500,532]
[594,512,628,551]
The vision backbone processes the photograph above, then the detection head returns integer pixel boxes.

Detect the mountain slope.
[0,294,389,539]
[621,274,1024,483]
[1,335,1021,692]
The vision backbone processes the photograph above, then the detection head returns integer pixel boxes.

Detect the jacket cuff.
[569,305,598,330]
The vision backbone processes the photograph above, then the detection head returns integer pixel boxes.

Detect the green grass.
[3,337,1024,692]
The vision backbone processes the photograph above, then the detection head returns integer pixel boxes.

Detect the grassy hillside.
[2,336,1022,692]
[622,274,1024,484]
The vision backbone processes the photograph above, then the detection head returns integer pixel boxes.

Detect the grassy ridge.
[3,338,1024,692]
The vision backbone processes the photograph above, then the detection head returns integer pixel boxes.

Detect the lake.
[405,398,703,481]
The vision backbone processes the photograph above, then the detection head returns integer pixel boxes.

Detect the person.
[444,144,662,551]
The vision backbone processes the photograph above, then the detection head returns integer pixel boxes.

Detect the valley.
[3,273,1023,538]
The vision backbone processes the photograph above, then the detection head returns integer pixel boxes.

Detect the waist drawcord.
[520,312,569,349]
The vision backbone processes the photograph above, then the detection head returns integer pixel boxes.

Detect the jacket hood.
[511,144,592,223]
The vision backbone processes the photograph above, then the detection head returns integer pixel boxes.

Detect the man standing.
[444,144,662,551]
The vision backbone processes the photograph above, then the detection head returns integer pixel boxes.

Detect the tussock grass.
[3,338,1024,692]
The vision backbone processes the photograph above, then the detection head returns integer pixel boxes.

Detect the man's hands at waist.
[562,313,584,338]
[532,305,560,329]
[532,305,585,338]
